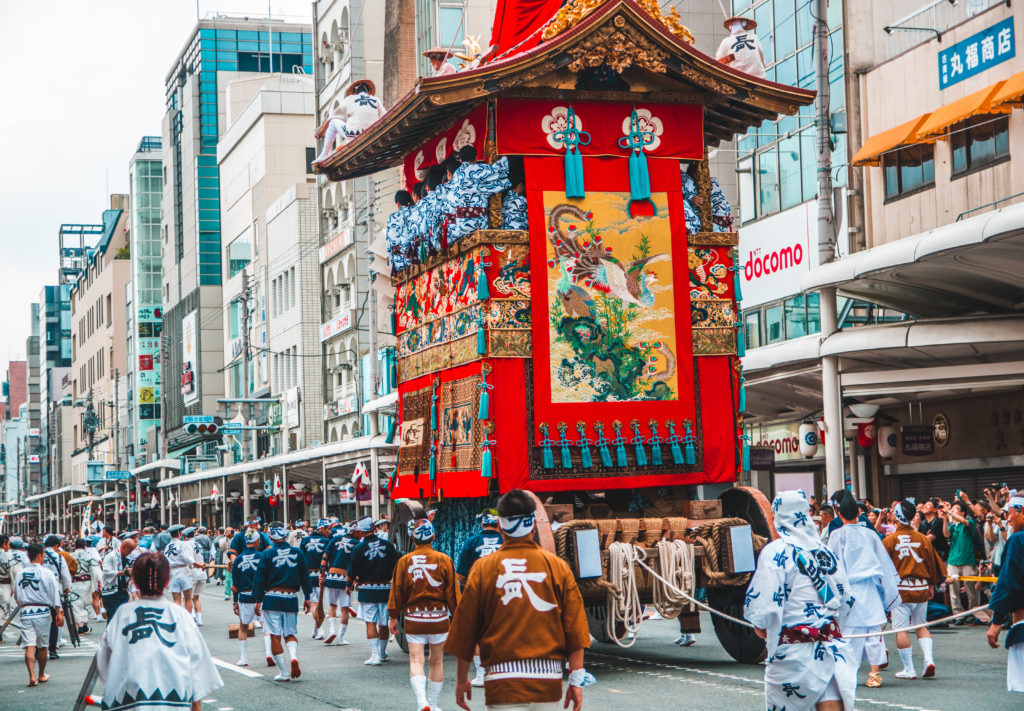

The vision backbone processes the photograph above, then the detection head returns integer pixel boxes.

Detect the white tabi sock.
[287,640,298,662]
[196,613,202,625]
[264,634,273,658]
[368,638,379,657]
[427,680,444,708]
[238,639,248,662]
[919,637,934,667]
[411,675,428,708]
[338,623,347,640]
[327,616,337,635]
[273,652,289,677]
[897,646,915,674]
[378,637,388,656]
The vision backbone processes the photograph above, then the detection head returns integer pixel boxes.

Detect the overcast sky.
[0,0,314,392]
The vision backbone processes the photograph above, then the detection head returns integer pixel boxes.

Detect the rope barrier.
[632,554,993,640]
[651,539,695,620]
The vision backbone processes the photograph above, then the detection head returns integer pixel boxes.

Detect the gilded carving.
[688,231,739,247]
[567,26,670,74]
[542,0,694,45]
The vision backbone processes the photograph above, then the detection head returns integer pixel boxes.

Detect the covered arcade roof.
[318,0,815,182]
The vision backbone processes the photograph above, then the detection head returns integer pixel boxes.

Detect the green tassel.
[648,422,663,466]
[476,320,487,356]
[684,422,696,465]
[733,264,743,302]
[577,424,593,469]
[599,443,612,467]
[631,424,647,467]
[559,106,589,198]
[478,371,492,420]
[543,446,554,469]
[628,149,651,202]
[736,324,746,357]
[739,375,746,414]
[390,308,397,335]
[580,443,593,468]
[385,418,396,444]
[429,444,437,480]
[430,392,438,431]
[477,260,491,301]
[557,424,572,469]
[742,439,751,472]
[612,423,628,468]
[538,424,555,469]
[670,440,683,464]
[481,446,492,478]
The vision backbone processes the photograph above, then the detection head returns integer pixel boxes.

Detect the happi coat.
[388,543,460,635]
[882,525,946,603]
[445,538,589,707]
[98,597,223,711]
[989,530,1024,692]
[443,157,512,242]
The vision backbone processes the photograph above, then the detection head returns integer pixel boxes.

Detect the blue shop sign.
[939,17,1015,90]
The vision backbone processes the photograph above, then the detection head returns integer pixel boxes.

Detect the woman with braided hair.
[97,552,223,711]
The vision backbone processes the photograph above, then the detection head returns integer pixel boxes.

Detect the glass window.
[951,114,1010,176]
[832,131,848,187]
[776,55,797,87]
[775,11,796,59]
[754,3,772,38]
[738,156,756,224]
[806,292,821,334]
[227,234,252,277]
[784,296,807,338]
[229,300,240,340]
[765,304,784,344]
[800,128,817,202]
[779,134,802,210]
[796,4,814,47]
[757,146,780,216]
[882,143,935,198]
[438,6,465,55]
[744,311,762,349]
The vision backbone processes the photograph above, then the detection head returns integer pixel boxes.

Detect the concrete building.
[2,361,27,422]
[216,73,321,457]
[160,16,312,462]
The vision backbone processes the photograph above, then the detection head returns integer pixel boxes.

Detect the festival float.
[317,0,813,661]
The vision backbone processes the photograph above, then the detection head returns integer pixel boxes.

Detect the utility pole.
[814,0,845,496]
[241,268,253,464]
[366,175,381,520]
[113,369,121,470]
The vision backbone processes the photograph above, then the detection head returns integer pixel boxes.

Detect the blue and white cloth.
[502,191,528,230]
[443,158,511,243]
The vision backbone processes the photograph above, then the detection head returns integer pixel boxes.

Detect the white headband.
[498,513,536,538]
[893,504,910,526]
[1008,495,1024,510]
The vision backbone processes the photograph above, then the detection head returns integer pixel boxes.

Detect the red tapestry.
[496,98,704,160]
[489,0,564,58]
[402,104,489,191]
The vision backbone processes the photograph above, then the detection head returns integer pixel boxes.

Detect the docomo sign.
[745,242,805,282]
[754,422,818,463]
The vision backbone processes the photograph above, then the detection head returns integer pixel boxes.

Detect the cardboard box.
[683,499,722,520]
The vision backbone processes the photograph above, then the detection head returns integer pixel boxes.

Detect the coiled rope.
[606,542,645,647]
[652,539,695,619]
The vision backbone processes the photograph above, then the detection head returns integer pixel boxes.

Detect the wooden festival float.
[317,0,813,662]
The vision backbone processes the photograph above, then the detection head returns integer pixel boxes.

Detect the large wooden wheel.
[706,585,766,664]
[719,486,777,540]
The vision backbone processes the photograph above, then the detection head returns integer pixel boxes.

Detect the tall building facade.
[2,361,27,422]
[127,137,164,463]
[161,17,312,459]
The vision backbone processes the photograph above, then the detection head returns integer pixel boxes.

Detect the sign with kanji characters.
[939,17,1015,90]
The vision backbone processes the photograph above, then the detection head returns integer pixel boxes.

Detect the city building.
[2,360,27,422]
[216,73,321,457]
[127,137,164,465]
[160,15,312,463]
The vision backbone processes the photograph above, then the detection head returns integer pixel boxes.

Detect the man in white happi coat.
[0,534,19,636]
[14,543,63,687]
[827,491,900,689]
[313,79,386,165]
[423,46,458,77]
[715,16,767,79]
[745,489,857,710]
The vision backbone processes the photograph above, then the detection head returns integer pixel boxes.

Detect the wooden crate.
[228,623,255,639]
[683,499,722,520]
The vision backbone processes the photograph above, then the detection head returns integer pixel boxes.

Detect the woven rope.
[690,517,768,587]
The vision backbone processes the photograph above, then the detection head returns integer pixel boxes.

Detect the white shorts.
[237,602,257,625]
[360,602,388,625]
[816,675,842,703]
[891,601,927,630]
[262,610,298,638]
[307,587,320,604]
[326,588,350,608]
[19,607,51,649]
[167,573,194,594]
[192,578,206,595]
[406,631,448,646]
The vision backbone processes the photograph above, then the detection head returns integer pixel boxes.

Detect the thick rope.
[634,555,992,639]
[652,539,695,619]
[606,542,645,648]
[690,517,769,587]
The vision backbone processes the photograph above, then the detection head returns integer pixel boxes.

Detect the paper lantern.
[304,492,313,505]
[268,495,278,507]
[798,423,819,459]
[878,425,897,459]
[856,420,877,449]
[236,495,244,507]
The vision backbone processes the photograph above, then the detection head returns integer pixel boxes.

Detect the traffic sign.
[221,427,241,435]
[183,415,214,424]
[105,470,131,480]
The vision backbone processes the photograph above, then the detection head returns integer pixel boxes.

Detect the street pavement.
[0,584,1018,710]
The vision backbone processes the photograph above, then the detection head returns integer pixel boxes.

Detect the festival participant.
[299,519,330,640]
[321,520,362,646]
[42,535,71,656]
[744,489,856,711]
[501,174,528,231]
[13,543,63,688]
[0,534,18,639]
[827,491,900,689]
[231,529,269,667]
[313,79,386,164]
[85,535,105,620]
[185,527,208,625]
[443,146,511,243]
[882,500,947,680]
[228,517,271,562]
[70,539,96,636]
[97,552,223,709]
[986,493,1024,693]
[164,525,197,612]
[101,538,136,620]
[456,508,505,687]
[252,522,312,682]
[447,489,589,711]
[151,523,171,553]
[423,46,458,77]
[288,521,306,549]
[389,519,460,711]
[386,191,415,272]
[714,16,766,78]
[348,515,400,666]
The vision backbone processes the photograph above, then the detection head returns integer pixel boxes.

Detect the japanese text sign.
[939,17,1015,90]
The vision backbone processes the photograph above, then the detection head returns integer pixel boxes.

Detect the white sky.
[0,0,313,392]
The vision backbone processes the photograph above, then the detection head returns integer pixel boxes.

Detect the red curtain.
[490,0,564,58]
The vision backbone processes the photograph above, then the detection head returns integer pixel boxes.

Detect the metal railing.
[886,0,1005,59]
[955,190,1024,221]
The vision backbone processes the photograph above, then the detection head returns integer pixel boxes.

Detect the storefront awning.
[851,114,932,166]
[68,496,92,507]
[362,391,397,415]
[992,70,1024,109]
[24,485,89,503]
[914,80,1010,141]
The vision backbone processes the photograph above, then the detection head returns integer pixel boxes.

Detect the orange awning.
[914,80,1010,141]
[851,114,931,166]
[991,70,1024,110]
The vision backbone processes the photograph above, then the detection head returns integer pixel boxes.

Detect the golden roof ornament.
[542,0,694,45]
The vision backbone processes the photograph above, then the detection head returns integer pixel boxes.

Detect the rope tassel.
[430,378,439,432]
[556,422,573,469]
[476,316,487,356]
[731,249,743,303]
[620,108,655,204]
[594,421,613,467]
[741,433,752,472]
[480,427,496,478]
[537,423,555,469]
[666,421,684,465]
[576,422,593,469]
[612,420,628,468]
[429,442,437,481]
[683,420,696,466]
[478,364,493,420]
[477,257,492,301]
[648,420,663,466]
[630,419,648,467]
[738,374,746,414]
[553,105,590,199]
[735,321,746,357]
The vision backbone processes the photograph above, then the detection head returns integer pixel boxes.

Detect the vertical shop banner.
[181,310,199,406]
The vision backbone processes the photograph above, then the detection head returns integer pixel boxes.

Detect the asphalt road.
[0,585,1017,710]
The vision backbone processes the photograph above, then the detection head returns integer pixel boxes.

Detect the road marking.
[213,658,263,678]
